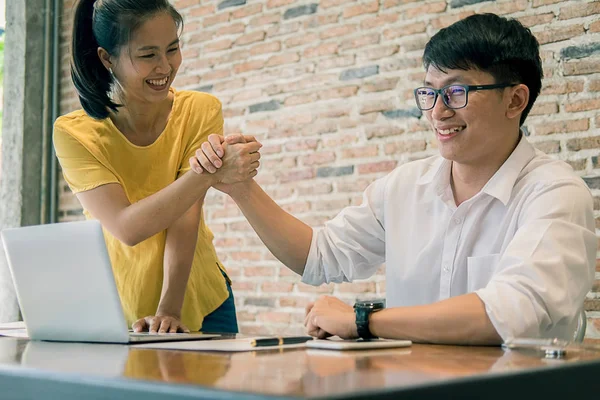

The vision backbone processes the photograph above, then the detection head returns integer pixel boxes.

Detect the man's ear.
[97,47,113,72]
[506,84,529,121]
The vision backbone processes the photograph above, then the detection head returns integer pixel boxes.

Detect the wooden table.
[1,336,599,399]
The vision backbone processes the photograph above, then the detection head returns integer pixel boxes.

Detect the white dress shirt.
[302,136,597,341]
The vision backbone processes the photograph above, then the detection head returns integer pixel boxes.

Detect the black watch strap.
[354,300,384,340]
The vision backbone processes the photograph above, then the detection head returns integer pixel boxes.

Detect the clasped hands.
[188,133,261,187]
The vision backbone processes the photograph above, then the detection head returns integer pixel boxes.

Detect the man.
[190,13,596,344]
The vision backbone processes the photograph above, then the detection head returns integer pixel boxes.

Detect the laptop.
[1,220,220,344]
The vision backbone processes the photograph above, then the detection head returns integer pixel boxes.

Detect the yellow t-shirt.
[53,89,229,331]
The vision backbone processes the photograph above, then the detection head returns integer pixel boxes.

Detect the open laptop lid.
[1,220,130,343]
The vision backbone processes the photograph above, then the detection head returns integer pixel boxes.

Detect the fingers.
[245,141,262,153]
[179,323,190,333]
[224,133,247,145]
[201,141,223,169]
[149,316,161,333]
[159,318,172,334]
[207,134,225,157]
[132,318,147,333]
[189,156,203,174]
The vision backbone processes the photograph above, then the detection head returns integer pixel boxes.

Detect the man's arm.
[227,180,313,275]
[304,293,502,345]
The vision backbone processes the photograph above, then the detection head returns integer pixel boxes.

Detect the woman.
[53,0,260,334]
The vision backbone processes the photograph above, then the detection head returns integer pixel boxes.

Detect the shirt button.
[443,264,450,272]
[453,217,461,224]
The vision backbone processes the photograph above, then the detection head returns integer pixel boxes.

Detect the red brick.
[317,55,356,70]
[244,267,277,277]
[480,0,528,14]
[319,86,359,100]
[189,4,215,17]
[235,31,266,46]
[203,13,230,28]
[341,33,380,50]
[284,93,316,106]
[359,99,395,115]
[559,2,600,20]
[303,43,338,58]
[280,169,316,183]
[383,22,427,40]
[267,52,300,67]
[590,80,600,92]
[565,99,600,113]
[529,102,558,116]
[213,78,245,92]
[312,198,351,212]
[250,13,281,27]
[517,13,555,28]
[566,159,586,171]
[285,33,319,48]
[297,282,334,294]
[385,140,427,154]
[211,206,241,219]
[279,297,313,308]
[216,22,245,35]
[176,0,201,8]
[343,1,379,19]
[296,182,333,196]
[267,0,296,8]
[301,152,336,166]
[202,69,230,81]
[266,21,301,37]
[591,20,600,33]
[232,281,257,292]
[236,311,256,322]
[261,282,294,292]
[203,38,233,53]
[284,139,319,152]
[535,119,590,135]
[358,161,398,174]
[321,0,346,8]
[532,0,562,6]
[323,134,358,148]
[250,41,282,56]
[341,146,379,159]
[337,282,376,293]
[304,13,340,29]
[360,14,400,30]
[257,311,291,324]
[431,11,476,30]
[172,75,199,87]
[357,45,399,61]
[384,0,420,7]
[232,4,263,19]
[564,60,600,76]
[219,49,251,63]
[566,136,600,152]
[534,25,584,45]
[213,237,244,248]
[234,60,265,74]
[365,126,405,139]
[319,24,358,40]
[533,141,560,154]
[405,1,446,19]
[541,80,584,95]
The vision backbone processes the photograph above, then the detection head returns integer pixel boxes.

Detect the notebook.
[1,220,219,344]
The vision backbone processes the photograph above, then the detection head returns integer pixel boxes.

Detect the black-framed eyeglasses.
[414,83,516,111]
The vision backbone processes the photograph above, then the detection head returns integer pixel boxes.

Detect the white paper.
[135,337,308,352]
[0,321,29,338]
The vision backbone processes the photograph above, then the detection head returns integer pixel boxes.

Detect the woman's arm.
[132,199,203,333]
[76,141,261,246]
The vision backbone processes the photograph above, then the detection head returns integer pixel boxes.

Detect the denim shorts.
[200,269,239,334]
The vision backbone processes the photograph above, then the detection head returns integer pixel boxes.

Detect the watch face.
[354,299,385,309]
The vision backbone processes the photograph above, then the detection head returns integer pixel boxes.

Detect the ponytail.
[71,0,119,120]
[70,0,183,120]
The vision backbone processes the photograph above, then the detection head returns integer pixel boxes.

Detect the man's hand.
[304,295,358,339]
[189,133,259,174]
[132,314,190,333]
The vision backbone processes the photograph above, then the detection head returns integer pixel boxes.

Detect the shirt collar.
[416,134,536,206]
[481,134,536,205]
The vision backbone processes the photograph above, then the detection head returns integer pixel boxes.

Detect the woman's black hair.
[71,0,183,119]
[423,13,543,126]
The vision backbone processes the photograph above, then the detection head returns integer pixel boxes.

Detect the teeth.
[438,127,464,135]
[148,77,168,86]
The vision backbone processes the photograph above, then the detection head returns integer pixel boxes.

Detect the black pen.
[250,336,313,347]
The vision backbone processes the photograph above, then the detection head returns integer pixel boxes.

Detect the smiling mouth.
[146,77,169,86]
[437,126,465,136]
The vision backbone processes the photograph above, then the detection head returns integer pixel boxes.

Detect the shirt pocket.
[467,254,500,293]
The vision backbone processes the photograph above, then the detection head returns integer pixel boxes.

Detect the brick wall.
[57,0,600,338]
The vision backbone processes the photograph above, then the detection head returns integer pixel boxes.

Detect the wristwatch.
[354,299,385,340]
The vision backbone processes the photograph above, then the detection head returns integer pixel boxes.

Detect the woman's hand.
[132,314,190,333]
[189,134,260,177]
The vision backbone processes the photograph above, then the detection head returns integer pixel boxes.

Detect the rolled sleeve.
[476,181,596,341]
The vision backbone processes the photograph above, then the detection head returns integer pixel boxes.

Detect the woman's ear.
[97,47,113,72]
[506,84,529,121]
